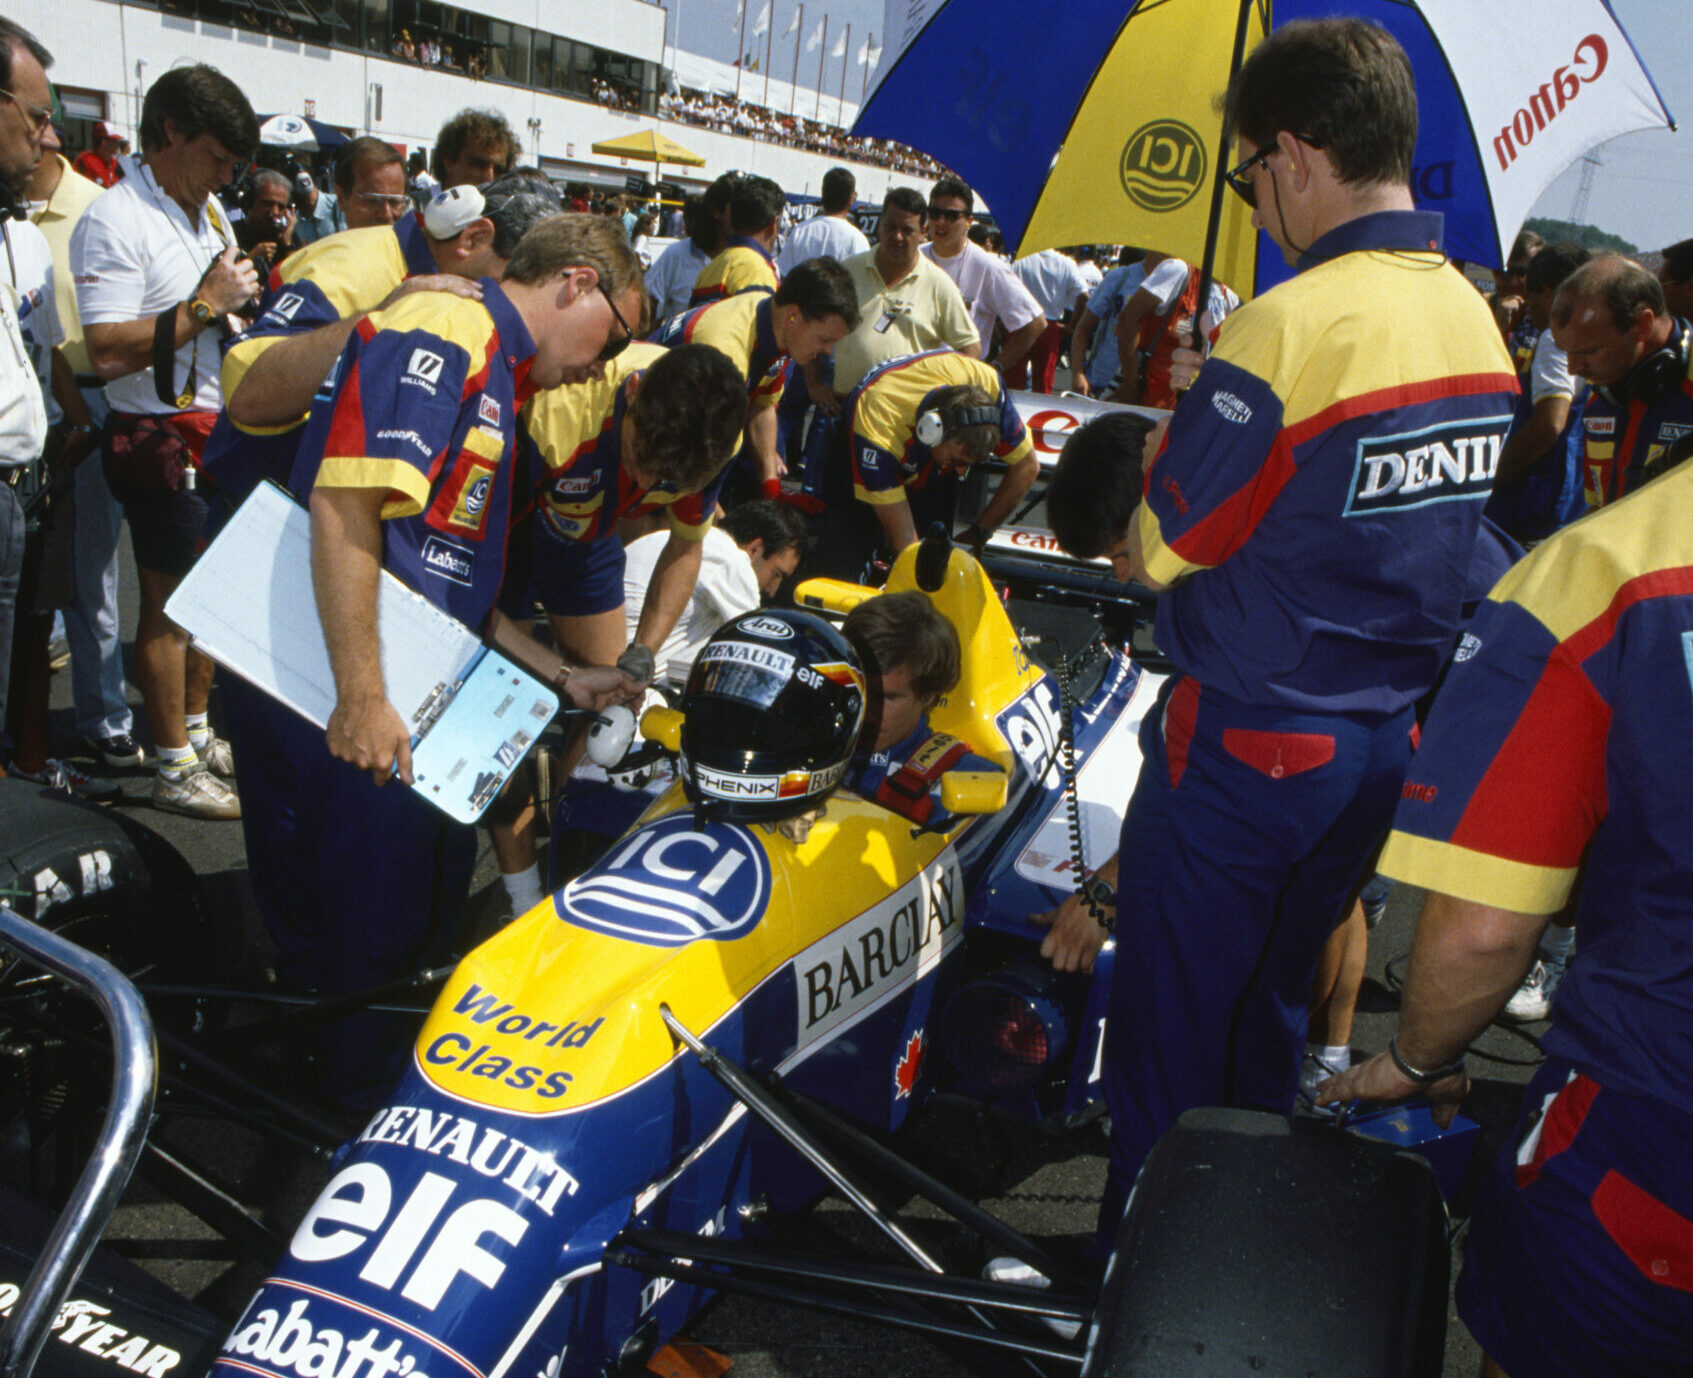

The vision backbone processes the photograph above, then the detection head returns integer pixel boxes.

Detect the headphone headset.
[1597,320,1690,408]
[914,402,999,448]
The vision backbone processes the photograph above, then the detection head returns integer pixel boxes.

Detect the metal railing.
[0,905,158,1378]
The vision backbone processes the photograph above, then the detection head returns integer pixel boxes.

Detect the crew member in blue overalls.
[252,215,644,1102]
[1042,18,1519,1249]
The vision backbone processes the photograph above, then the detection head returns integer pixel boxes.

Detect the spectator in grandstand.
[430,108,518,190]
[777,167,869,274]
[922,176,1043,378]
[333,136,410,230]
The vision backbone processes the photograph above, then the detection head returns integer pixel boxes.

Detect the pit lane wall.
[19,0,934,203]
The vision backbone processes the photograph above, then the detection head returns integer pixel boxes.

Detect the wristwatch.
[188,298,215,325]
[1080,871,1116,930]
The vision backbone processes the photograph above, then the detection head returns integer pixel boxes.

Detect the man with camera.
[71,63,260,818]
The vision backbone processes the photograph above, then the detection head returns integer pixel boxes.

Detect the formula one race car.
[0,532,1453,1378]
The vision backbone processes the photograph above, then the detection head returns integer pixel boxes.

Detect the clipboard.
[164,482,557,823]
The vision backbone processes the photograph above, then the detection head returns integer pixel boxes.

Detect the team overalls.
[1099,211,1519,1236]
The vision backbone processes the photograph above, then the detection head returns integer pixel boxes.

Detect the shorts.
[1457,1057,1693,1377]
[532,527,625,618]
[126,483,210,578]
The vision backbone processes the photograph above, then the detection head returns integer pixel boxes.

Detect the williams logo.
[1120,120,1207,213]
[1343,416,1512,516]
[558,814,770,947]
[421,535,474,585]
[406,348,446,388]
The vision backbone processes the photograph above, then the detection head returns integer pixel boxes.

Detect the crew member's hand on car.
[1031,893,1110,972]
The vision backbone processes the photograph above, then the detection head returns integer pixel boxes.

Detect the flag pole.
[860,30,872,107]
[836,22,850,123]
[789,3,804,117]
[762,6,775,107]
[735,0,750,101]
[815,14,828,122]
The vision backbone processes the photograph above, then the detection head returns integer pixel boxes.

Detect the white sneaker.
[193,735,235,778]
[153,763,241,820]
[1503,959,1561,1022]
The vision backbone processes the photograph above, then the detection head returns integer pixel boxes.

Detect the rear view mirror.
[940,770,1008,816]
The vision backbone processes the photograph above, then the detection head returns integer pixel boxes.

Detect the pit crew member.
[1043,18,1519,1243]
[841,589,1001,830]
[202,173,563,522]
[1318,459,1693,1378]
[1551,254,1693,509]
[689,174,784,306]
[656,256,858,501]
[841,349,1036,562]
[244,215,644,1102]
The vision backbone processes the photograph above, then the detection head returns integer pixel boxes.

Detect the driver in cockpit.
[840,591,1003,829]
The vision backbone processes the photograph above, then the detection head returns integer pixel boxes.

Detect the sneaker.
[193,735,235,778]
[8,758,123,804]
[1297,1049,1350,1116]
[1503,959,1562,1022]
[153,763,241,820]
[83,733,146,768]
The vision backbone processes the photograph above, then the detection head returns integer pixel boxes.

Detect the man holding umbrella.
[1061,18,1519,1247]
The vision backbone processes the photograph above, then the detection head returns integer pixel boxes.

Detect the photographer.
[71,63,260,819]
[234,168,297,273]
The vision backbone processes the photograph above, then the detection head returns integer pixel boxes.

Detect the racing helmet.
[680,610,867,824]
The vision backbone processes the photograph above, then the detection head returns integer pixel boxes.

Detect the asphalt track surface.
[27,527,1543,1378]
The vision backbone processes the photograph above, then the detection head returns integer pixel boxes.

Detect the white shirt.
[921,238,1043,348]
[1013,248,1091,321]
[1077,259,1104,294]
[1138,257,1241,332]
[777,213,870,275]
[71,153,238,415]
[6,218,63,425]
[645,238,712,325]
[1528,330,1580,406]
[623,526,761,687]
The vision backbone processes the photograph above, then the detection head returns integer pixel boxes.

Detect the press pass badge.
[873,311,896,333]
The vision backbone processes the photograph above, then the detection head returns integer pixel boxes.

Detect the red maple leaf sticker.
[894,1030,926,1099]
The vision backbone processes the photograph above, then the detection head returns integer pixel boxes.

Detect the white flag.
[784,6,799,36]
[733,0,744,27]
[752,1,769,37]
[855,37,869,64]
[867,43,883,69]
[831,30,846,56]
[806,18,824,50]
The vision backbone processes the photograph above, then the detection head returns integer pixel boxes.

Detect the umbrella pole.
[1190,0,1256,354]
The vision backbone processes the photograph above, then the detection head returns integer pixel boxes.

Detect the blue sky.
[668,0,1692,251]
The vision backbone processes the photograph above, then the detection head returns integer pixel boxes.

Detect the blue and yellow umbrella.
[855,0,1674,299]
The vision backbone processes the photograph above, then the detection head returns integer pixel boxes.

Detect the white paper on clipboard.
[164,482,557,823]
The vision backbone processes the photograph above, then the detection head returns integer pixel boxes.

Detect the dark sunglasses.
[927,206,968,223]
[597,281,634,363]
[1224,134,1324,210]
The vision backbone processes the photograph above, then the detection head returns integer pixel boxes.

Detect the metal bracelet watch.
[1080,871,1116,930]
[1387,1035,1466,1086]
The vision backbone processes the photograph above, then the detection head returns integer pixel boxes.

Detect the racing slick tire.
[1084,1108,1447,1378]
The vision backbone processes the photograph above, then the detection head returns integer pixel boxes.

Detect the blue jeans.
[65,389,130,741]
[0,481,23,732]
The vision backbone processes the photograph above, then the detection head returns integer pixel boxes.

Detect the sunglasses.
[354,191,414,211]
[597,281,634,363]
[927,206,968,223]
[1224,134,1324,210]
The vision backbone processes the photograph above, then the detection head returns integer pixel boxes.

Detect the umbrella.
[854,0,1674,299]
[591,129,707,190]
[258,113,351,153]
